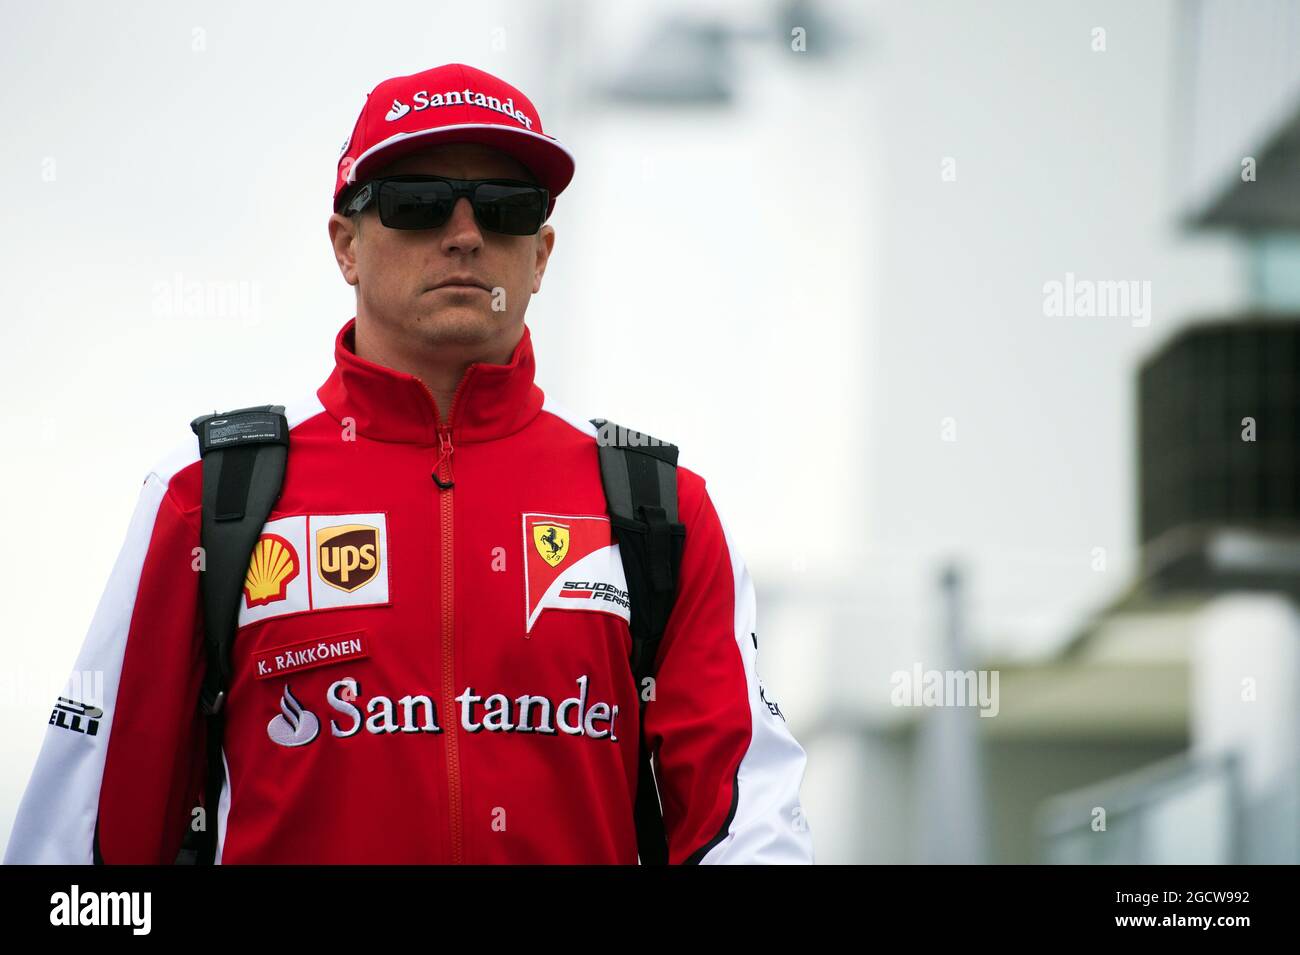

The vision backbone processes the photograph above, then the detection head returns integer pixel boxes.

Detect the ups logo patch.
[317,524,381,592]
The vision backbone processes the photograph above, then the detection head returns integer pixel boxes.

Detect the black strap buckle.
[201,688,225,716]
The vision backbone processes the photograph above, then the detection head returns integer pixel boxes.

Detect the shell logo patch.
[237,513,391,629]
[522,513,630,634]
[244,533,300,607]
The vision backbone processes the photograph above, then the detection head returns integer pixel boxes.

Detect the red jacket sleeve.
[641,470,815,864]
[3,468,207,864]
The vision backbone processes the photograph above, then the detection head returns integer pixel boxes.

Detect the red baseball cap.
[334,63,575,220]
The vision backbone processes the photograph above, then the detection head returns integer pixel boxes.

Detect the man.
[4,63,814,864]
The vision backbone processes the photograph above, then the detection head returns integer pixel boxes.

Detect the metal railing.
[1036,750,1245,864]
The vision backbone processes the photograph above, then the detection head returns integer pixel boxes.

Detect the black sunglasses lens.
[472,183,547,235]
[377,180,455,229]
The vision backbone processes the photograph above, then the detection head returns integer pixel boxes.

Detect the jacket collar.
[317,316,544,445]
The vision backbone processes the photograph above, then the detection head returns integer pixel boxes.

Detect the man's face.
[328,142,555,351]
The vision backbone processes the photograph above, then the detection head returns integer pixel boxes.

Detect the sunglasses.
[341,174,549,235]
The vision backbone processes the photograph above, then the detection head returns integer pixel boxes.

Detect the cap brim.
[337,123,575,219]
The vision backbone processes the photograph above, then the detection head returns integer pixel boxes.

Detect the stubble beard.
[410,302,504,348]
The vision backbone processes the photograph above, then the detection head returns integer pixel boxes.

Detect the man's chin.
[409,306,501,346]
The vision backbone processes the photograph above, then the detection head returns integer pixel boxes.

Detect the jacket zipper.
[421,366,475,864]
[434,421,461,864]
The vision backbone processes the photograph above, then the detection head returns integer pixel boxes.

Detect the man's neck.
[353,317,522,425]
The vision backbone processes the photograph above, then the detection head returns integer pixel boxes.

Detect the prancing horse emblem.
[532,523,570,567]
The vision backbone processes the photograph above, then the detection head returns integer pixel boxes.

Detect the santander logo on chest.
[522,513,630,634]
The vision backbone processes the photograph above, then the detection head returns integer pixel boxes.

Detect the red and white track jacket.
[4,317,814,864]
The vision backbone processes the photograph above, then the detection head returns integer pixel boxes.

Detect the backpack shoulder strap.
[182,404,288,864]
[589,418,687,864]
[189,405,290,713]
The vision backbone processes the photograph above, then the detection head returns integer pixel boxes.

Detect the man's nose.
[440,196,483,254]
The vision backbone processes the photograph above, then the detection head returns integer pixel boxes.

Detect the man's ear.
[328,213,361,287]
[532,223,556,294]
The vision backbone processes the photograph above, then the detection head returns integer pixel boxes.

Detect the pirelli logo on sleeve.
[237,513,391,628]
